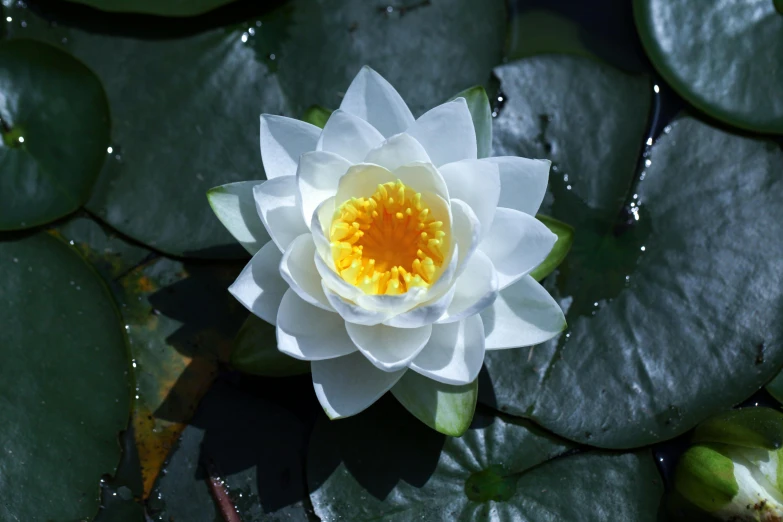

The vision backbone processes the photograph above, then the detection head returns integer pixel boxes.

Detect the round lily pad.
[485,54,783,449]
[0,233,130,521]
[6,0,505,257]
[66,0,238,17]
[0,39,110,231]
[634,0,783,134]
[307,397,663,520]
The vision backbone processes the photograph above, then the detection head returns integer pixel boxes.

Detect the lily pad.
[0,39,110,230]
[66,0,239,17]
[148,382,313,521]
[484,55,783,449]
[6,0,505,257]
[0,233,130,521]
[59,216,246,498]
[307,397,663,520]
[634,0,783,134]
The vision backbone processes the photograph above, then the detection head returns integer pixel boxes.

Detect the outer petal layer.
[276,289,356,360]
[339,66,415,138]
[280,234,331,310]
[406,98,477,167]
[229,240,288,324]
[317,109,385,163]
[410,315,485,385]
[345,322,432,372]
[482,275,566,350]
[260,114,320,179]
[207,180,269,255]
[439,159,500,240]
[480,208,557,290]
[254,177,309,252]
[490,157,550,216]
[313,351,406,419]
[438,249,498,324]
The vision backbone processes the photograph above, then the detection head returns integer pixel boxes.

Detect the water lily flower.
[208,66,566,433]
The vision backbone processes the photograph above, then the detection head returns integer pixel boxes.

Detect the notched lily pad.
[0,39,110,230]
[483,53,783,449]
[307,397,663,521]
[0,233,130,521]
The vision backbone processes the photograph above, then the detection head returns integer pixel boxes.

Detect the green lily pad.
[66,0,239,17]
[6,0,505,257]
[482,55,783,448]
[232,313,310,377]
[0,39,110,230]
[59,216,246,497]
[692,408,783,451]
[634,0,783,134]
[148,382,313,521]
[307,398,663,520]
[0,233,130,521]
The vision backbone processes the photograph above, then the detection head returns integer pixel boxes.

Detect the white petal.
[322,284,390,326]
[406,98,477,167]
[229,241,287,324]
[482,275,567,350]
[316,109,385,164]
[384,284,456,329]
[437,250,498,324]
[488,157,551,216]
[311,197,335,264]
[363,133,431,171]
[440,159,500,240]
[392,162,449,202]
[314,250,362,302]
[312,351,406,419]
[279,234,331,310]
[450,199,481,279]
[253,177,309,252]
[480,208,557,290]
[276,289,357,360]
[334,163,394,204]
[345,322,432,372]
[207,181,270,255]
[339,65,415,138]
[297,151,351,227]
[260,114,320,179]
[410,315,485,385]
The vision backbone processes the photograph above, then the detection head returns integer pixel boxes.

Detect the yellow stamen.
[329,180,448,295]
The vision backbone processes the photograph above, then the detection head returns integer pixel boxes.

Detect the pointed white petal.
[322,284,390,326]
[450,199,481,279]
[440,159,500,240]
[384,284,456,329]
[313,351,406,419]
[229,241,288,324]
[280,234,331,310]
[276,289,357,360]
[480,208,557,290]
[207,181,270,255]
[392,162,450,203]
[482,275,567,350]
[345,322,432,372]
[410,315,485,385]
[316,109,385,164]
[297,151,351,227]
[437,249,498,324]
[253,177,309,252]
[363,133,431,171]
[339,65,415,138]
[260,114,320,179]
[488,157,551,216]
[406,98,477,167]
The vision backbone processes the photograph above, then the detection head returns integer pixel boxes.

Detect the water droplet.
[248,27,255,36]
[107,146,113,153]
[640,246,646,251]
[653,84,660,94]
[386,5,393,13]
[5,16,11,22]
[241,32,248,43]
[646,137,652,146]
[645,159,652,167]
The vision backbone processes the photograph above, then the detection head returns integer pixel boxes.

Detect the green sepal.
[230,314,310,377]
[530,214,575,281]
[692,407,783,450]
[301,105,333,129]
[674,444,738,513]
[450,86,492,159]
[391,371,477,437]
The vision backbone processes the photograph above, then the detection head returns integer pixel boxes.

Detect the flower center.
[330,180,447,295]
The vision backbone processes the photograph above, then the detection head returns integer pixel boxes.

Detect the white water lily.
[208,66,566,432]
